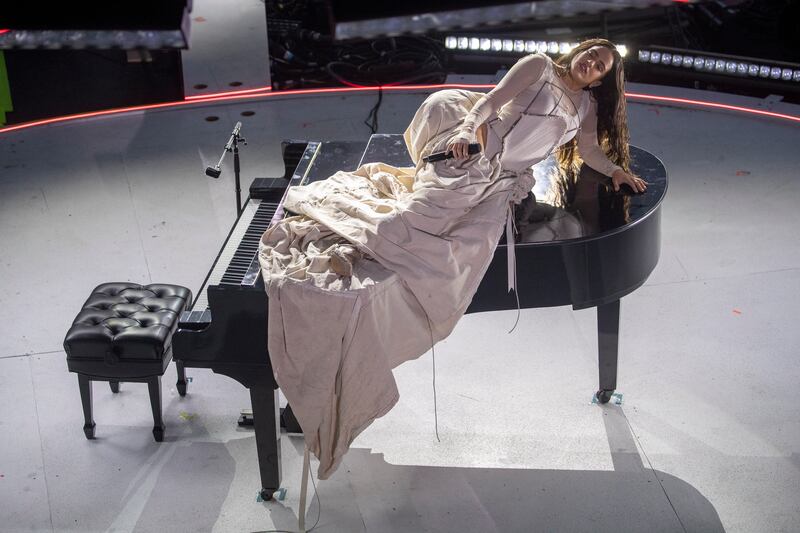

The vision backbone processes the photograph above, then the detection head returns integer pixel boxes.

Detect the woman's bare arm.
[576,96,623,177]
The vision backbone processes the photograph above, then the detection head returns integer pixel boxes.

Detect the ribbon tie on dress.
[506,200,521,333]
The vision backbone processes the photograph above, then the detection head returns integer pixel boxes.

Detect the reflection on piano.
[173,134,667,500]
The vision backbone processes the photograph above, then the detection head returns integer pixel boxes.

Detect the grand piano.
[172,134,668,500]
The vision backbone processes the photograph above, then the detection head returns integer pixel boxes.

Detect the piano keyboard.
[187,199,278,319]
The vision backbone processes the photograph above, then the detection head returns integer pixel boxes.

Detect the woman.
[258,38,644,480]
[446,38,646,195]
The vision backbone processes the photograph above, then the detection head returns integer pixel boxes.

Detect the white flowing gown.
[258,52,623,479]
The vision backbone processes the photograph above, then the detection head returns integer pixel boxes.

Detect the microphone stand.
[205,122,247,215]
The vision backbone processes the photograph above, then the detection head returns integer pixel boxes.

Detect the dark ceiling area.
[0,0,798,126]
[267,0,799,100]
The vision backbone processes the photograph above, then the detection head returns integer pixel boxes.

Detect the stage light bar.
[0,29,189,49]
[637,48,800,84]
[445,36,626,58]
[0,1,192,49]
[333,0,678,41]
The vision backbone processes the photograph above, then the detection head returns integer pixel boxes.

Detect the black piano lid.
[305,140,370,184]
[359,133,667,246]
[268,139,370,212]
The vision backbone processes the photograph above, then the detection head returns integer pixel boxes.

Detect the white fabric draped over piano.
[258,89,536,479]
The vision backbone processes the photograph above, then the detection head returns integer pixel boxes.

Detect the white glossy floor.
[1,74,800,533]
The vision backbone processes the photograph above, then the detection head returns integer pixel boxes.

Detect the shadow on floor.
[263,405,724,533]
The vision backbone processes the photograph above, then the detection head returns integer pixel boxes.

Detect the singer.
[258,38,646,479]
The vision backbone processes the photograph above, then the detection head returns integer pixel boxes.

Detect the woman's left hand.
[611,169,648,193]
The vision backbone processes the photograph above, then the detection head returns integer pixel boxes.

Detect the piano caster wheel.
[83,422,96,439]
[109,381,120,393]
[152,426,165,442]
[176,381,187,397]
[596,389,614,404]
[259,489,274,501]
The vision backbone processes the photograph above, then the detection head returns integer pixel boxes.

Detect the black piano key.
[214,202,279,286]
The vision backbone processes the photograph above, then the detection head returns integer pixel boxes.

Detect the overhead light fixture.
[445,35,625,59]
[331,0,678,41]
[638,47,800,83]
[0,29,189,49]
[0,1,192,49]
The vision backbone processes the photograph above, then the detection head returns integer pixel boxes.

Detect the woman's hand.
[446,138,472,160]
[611,169,648,193]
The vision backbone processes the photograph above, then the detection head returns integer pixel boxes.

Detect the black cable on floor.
[364,86,382,134]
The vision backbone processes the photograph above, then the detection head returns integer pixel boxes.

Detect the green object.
[0,51,12,125]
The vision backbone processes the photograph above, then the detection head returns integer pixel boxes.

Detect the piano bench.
[63,282,193,442]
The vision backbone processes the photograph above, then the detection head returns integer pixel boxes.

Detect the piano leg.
[596,299,620,404]
[250,386,282,500]
[280,403,303,434]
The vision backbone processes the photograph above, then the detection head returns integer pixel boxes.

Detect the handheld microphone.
[423,143,481,163]
[205,166,221,179]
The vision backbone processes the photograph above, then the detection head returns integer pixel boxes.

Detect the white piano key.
[192,199,262,311]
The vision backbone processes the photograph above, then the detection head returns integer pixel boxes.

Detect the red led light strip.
[624,92,800,122]
[0,83,797,134]
[185,86,273,100]
[0,84,494,133]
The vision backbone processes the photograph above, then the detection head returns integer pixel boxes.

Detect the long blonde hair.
[551,38,633,183]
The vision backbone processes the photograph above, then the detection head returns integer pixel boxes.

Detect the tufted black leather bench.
[63,282,192,442]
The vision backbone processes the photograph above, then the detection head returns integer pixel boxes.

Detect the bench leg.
[175,361,187,397]
[109,381,120,393]
[78,374,96,439]
[147,376,165,442]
